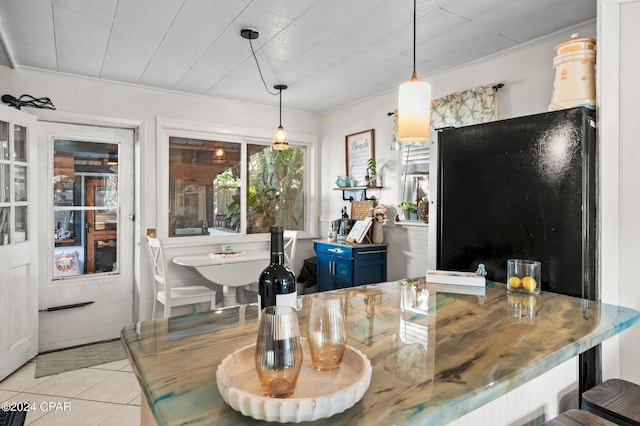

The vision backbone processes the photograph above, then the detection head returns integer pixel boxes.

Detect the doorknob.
[128,213,135,221]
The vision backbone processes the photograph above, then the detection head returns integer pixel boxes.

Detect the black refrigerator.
[437,106,596,300]
[436,106,598,394]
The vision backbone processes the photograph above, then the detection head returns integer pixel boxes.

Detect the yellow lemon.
[508,276,522,288]
[522,276,537,292]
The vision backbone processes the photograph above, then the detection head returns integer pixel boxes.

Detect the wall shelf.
[333,186,382,202]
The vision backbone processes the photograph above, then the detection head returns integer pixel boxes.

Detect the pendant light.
[273,84,289,150]
[213,147,226,164]
[397,0,431,142]
[240,29,290,150]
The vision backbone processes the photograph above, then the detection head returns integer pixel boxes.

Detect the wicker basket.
[351,201,373,220]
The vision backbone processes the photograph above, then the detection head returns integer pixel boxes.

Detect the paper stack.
[425,270,486,287]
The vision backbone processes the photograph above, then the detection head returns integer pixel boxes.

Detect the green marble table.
[121,280,639,425]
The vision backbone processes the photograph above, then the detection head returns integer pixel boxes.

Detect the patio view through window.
[168,137,304,236]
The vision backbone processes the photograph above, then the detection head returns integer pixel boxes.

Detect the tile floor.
[0,358,140,425]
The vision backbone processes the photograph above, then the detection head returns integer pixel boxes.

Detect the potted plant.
[366,158,377,187]
[398,201,413,221]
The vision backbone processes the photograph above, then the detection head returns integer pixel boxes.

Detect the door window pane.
[0,164,8,203]
[53,208,82,277]
[14,125,26,162]
[89,208,118,273]
[53,140,119,279]
[14,206,26,242]
[247,145,305,234]
[0,122,31,245]
[168,138,241,237]
[0,121,8,160]
[14,165,27,202]
[0,207,8,245]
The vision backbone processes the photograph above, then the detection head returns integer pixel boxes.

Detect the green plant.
[248,147,303,232]
[366,158,377,175]
[398,201,414,210]
[365,158,378,186]
[226,193,241,227]
[249,185,280,219]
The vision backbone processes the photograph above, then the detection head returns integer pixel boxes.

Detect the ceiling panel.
[0,38,10,67]
[53,0,118,76]
[442,0,513,21]
[138,0,253,88]
[0,0,596,113]
[0,0,56,69]
[100,0,185,83]
[259,0,388,63]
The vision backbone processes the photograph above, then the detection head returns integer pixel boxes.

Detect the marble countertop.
[121,280,640,425]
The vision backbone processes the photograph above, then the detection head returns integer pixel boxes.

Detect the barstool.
[581,379,640,425]
[543,409,617,425]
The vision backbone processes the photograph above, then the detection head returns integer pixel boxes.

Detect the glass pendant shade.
[273,125,289,150]
[398,71,431,142]
[273,84,289,150]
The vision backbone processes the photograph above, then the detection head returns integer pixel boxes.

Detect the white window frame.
[156,117,318,247]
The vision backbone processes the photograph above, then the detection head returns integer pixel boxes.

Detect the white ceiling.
[0,0,596,114]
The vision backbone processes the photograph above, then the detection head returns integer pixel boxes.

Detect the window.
[247,144,305,233]
[160,119,316,240]
[52,140,121,278]
[0,121,29,245]
[401,144,430,204]
[168,138,242,236]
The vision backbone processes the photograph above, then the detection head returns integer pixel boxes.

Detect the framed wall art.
[345,129,375,185]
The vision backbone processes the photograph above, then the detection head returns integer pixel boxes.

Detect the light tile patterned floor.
[0,358,140,425]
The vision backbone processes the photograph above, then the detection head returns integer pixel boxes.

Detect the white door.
[0,106,38,380]
[38,122,135,351]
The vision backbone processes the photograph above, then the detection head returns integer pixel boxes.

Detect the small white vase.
[372,222,384,244]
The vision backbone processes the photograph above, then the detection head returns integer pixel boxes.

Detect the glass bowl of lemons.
[507,259,541,294]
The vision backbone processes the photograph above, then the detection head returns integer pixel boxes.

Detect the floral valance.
[392,83,500,148]
[430,83,499,129]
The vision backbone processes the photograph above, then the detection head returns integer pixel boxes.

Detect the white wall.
[617,0,640,385]
[598,0,640,384]
[319,22,597,281]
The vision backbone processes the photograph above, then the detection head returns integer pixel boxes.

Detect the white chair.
[146,236,216,319]
[283,230,299,271]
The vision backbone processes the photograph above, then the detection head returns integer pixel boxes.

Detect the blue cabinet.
[314,241,387,292]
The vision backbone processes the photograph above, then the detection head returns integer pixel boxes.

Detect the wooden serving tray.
[216,339,372,423]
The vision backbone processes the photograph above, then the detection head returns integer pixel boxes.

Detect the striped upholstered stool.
[581,379,640,425]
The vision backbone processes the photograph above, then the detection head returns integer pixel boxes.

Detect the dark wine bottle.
[259,226,297,310]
